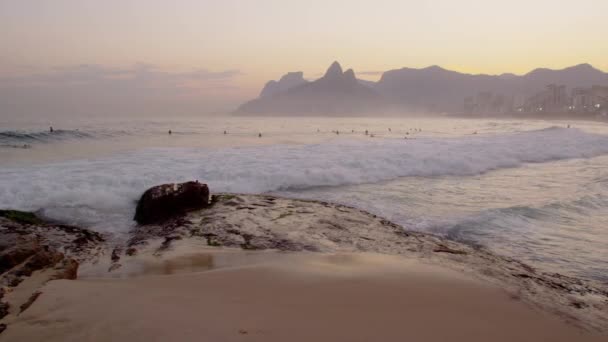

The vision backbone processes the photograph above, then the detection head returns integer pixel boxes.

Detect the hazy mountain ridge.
[237,62,386,115]
[259,72,308,98]
[236,62,608,115]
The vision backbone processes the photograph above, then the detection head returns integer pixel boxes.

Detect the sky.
[1,0,607,116]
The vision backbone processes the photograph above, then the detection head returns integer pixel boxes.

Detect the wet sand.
[1,252,603,342]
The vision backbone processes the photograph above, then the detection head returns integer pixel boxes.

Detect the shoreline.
[1,192,607,339]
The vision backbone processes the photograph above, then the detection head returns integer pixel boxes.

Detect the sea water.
[1,116,607,282]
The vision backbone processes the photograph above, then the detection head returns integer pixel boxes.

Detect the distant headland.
[235,62,608,117]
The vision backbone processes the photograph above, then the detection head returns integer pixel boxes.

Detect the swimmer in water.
[224,130,227,135]
[258,133,262,138]
[168,130,172,135]
[365,130,369,135]
[49,126,54,133]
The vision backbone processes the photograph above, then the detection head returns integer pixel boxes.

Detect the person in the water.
[258,133,262,138]
[168,130,172,135]
[49,126,54,133]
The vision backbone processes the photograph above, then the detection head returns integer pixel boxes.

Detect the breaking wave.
[0,129,95,145]
[0,129,131,147]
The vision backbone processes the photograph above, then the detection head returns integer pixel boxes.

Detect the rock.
[14,247,64,278]
[19,291,41,313]
[0,301,8,319]
[0,240,39,274]
[134,181,210,224]
[52,258,79,280]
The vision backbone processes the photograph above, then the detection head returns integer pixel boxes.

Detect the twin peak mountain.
[235,61,608,115]
[236,62,384,115]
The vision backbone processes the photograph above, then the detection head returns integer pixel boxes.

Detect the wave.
[0,129,95,145]
[423,195,608,281]
[2,127,608,233]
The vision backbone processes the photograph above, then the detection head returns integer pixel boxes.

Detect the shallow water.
[1,115,607,282]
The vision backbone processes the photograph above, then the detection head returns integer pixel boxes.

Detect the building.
[523,84,568,114]
[570,86,608,115]
[464,84,608,116]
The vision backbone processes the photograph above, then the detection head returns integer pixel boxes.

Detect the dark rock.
[0,301,8,320]
[111,248,121,262]
[14,247,64,278]
[0,240,39,274]
[52,258,79,280]
[134,181,210,224]
[19,291,41,313]
[433,245,468,255]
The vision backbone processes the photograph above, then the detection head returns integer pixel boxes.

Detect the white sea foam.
[2,127,608,233]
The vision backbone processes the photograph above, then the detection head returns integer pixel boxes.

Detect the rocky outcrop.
[134,181,210,224]
[0,210,103,331]
[125,192,608,333]
[1,189,607,334]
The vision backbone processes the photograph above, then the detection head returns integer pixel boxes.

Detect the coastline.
[1,193,607,340]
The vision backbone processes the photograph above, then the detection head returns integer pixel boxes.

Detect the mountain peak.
[343,68,356,82]
[279,71,305,82]
[424,65,446,71]
[568,63,597,72]
[259,71,308,98]
[324,61,343,78]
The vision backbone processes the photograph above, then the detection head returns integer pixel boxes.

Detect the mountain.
[236,62,608,115]
[236,62,385,115]
[374,63,608,112]
[259,72,308,98]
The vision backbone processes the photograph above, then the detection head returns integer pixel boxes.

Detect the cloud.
[0,63,245,116]
[0,63,242,90]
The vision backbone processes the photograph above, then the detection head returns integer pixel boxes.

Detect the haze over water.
[1,116,607,282]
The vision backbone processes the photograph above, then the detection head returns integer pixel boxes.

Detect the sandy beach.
[1,252,604,342]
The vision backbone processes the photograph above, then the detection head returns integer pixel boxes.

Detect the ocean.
[1,115,607,282]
